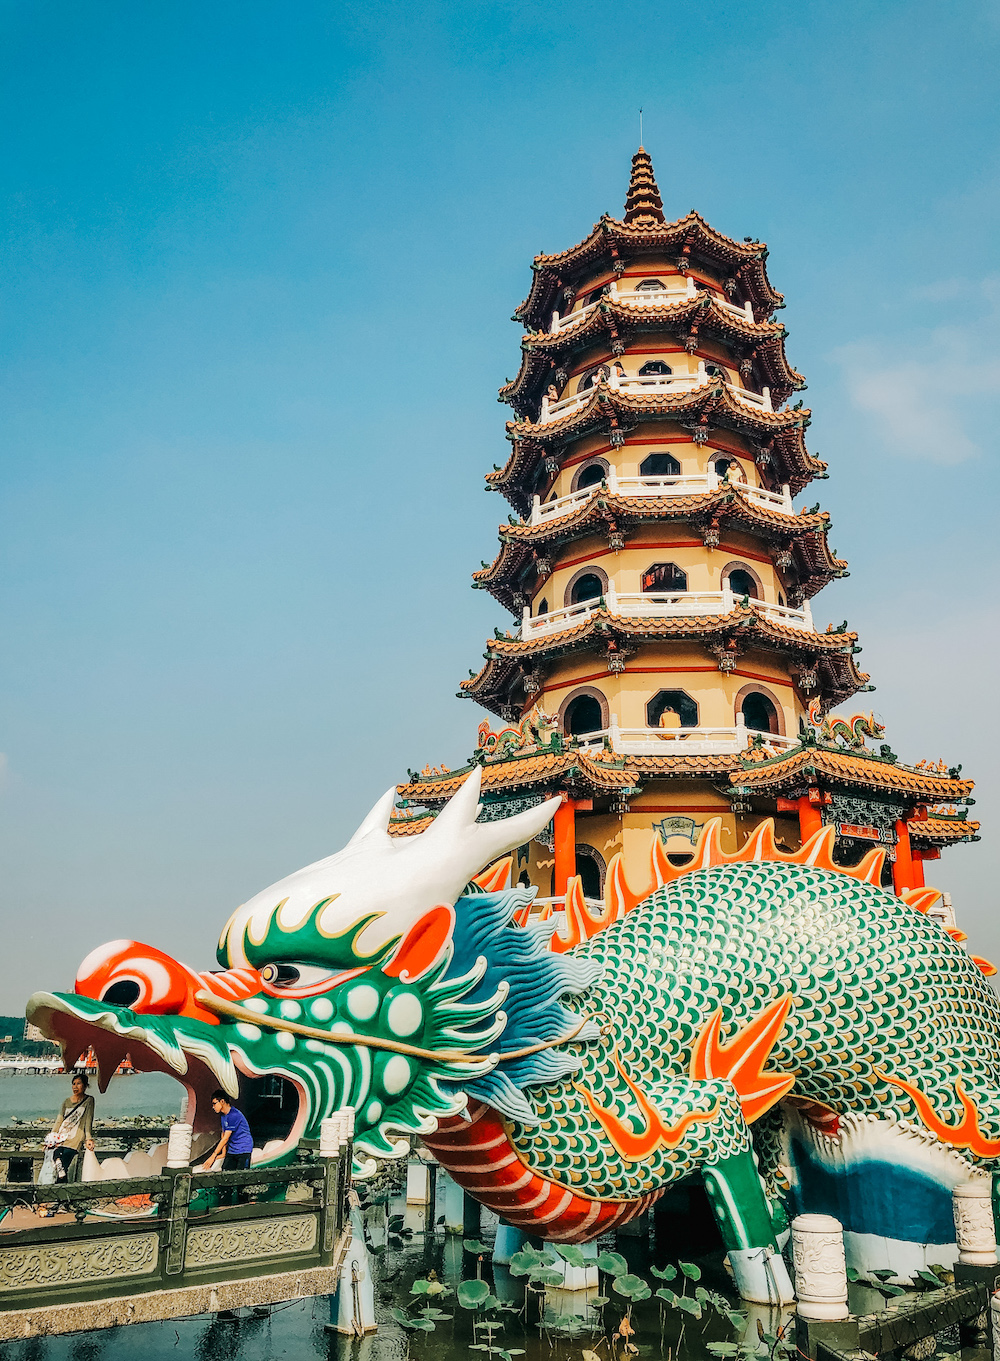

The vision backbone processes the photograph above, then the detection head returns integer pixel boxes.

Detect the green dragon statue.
[26,768,1000,1303]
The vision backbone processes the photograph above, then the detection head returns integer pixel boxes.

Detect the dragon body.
[27,770,1000,1302]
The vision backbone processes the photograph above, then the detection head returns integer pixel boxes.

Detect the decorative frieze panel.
[0,1232,159,1291]
[184,1214,318,1269]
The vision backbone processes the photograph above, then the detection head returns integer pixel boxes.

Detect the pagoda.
[390,149,979,916]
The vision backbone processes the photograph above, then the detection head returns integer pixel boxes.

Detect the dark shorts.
[223,1152,251,1171]
[53,1146,80,1182]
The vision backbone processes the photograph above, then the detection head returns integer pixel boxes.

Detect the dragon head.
[27,773,601,1174]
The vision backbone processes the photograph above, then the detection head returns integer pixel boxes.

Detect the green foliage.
[612,1273,652,1301]
[650,1263,677,1280]
[596,1250,629,1276]
[457,1279,492,1309]
[553,1243,586,1267]
[680,1260,702,1280]
[463,1238,492,1255]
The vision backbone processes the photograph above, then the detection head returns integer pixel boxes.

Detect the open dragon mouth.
[26,992,309,1165]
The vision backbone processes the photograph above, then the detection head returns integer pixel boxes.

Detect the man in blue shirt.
[205,1089,255,1172]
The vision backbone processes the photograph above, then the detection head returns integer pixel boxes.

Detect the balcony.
[548,278,756,334]
[574,714,799,757]
[537,363,773,425]
[529,469,793,525]
[518,587,814,639]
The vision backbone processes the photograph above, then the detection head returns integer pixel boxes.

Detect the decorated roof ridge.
[483,487,839,549]
[909,817,981,845]
[504,376,811,444]
[394,746,643,804]
[498,296,805,414]
[730,741,974,800]
[487,426,827,516]
[472,603,861,659]
[462,641,867,720]
[513,213,784,332]
[623,146,664,225]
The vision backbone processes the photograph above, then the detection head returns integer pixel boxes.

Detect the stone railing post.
[166,1122,192,1168]
[792,1213,849,1321]
[954,1181,998,1265]
[164,1168,191,1277]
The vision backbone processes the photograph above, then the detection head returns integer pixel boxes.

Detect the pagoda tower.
[392,150,979,914]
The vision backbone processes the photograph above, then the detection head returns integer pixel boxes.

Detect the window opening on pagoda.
[635,278,665,291]
[639,452,681,477]
[741,691,779,734]
[570,573,604,605]
[576,463,606,491]
[638,360,673,377]
[580,366,602,391]
[565,693,603,737]
[647,690,699,729]
[535,598,548,617]
[727,568,759,600]
[641,562,688,594]
[705,363,724,377]
[575,845,605,898]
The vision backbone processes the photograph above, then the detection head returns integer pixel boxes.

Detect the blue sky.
[2,0,999,1011]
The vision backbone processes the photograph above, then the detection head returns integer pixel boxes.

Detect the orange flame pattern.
[575,1049,720,1161]
[689,994,796,1124]
[876,1070,1000,1157]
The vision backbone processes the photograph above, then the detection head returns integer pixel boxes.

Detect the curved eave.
[387,813,436,838]
[472,492,846,612]
[909,817,981,847]
[731,747,975,803]
[514,212,783,329]
[486,382,824,515]
[394,749,639,804]
[461,611,866,716]
[500,298,805,417]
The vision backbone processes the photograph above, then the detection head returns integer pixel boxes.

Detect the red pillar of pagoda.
[553,796,577,899]
[892,818,915,895]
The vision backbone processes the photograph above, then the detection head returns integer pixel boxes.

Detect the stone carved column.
[954,1181,997,1264]
[166,1121,192,1168]
[791,1213,849,1320]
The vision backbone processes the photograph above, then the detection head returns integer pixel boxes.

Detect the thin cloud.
[831,278,1000,466]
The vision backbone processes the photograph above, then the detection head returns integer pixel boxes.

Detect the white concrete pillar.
[166,1122,192,1168]
[554,1238,598,1290]
[792,1213,849,1321]
[954,1181,998,1265]
[331,1209,376,1335]
[406,1157,430,1205]
[440,1170,465,1234]
[320,1118,341,1157]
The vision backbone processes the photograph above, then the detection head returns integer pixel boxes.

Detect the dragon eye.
[259,962,345,995]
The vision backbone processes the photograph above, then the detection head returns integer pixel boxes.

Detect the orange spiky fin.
[876,1071,1000,1157]
[472,858,512,893]
[972,956,998,977]
[550,876,621,953]
[690,994,796,1123]
[901,887,945,914]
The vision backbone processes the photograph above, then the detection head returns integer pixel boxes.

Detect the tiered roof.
[473,488,846,614]
[499,294,805,420]
[488,379,824,513]
[461,606,867,716]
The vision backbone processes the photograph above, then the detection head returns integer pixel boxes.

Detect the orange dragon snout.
[75,939,262,1026]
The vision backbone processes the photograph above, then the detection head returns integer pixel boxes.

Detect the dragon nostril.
[102,980,142,1008]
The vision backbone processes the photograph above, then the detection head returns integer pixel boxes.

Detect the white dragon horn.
[426,766,560,876]
[345,787,396,846]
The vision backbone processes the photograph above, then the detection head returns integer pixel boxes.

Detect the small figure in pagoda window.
[545,384,559,405]
[658,707,683,741]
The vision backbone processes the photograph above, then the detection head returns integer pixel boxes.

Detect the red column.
[796,794,824,841]
[910,856,925,889]
[892,818,915,895]
[553,797,577,900]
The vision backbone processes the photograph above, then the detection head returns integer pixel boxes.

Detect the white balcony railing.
[519,587,814,639]
[529,470,793,525]
[572,713,799,757]
[548,278,756,333]
[537,363,772,424]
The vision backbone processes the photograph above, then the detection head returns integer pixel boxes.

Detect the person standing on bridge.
[204,1090,254,1172]
[48,1072,96,1182]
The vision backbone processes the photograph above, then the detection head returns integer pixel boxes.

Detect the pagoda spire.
[622,146,664,225]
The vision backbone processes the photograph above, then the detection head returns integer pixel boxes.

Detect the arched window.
[705,362,724,377]
[727,569,759,600]
[579,365,605,392]
[635,279,665,292]
[640,453,681,477]
[564,693,604,737]
[641,562,688,594]
[742,692,779,735]
[575,463,607,491]
[535,598,548,616]
[638,360,673,377]
[570,573,604,605]
[575,845,606,898]
[647,690,699,728]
